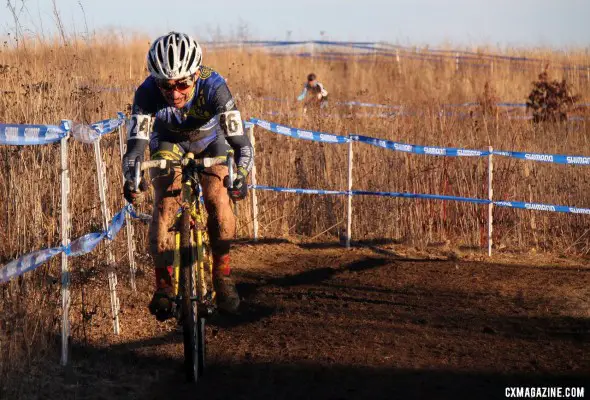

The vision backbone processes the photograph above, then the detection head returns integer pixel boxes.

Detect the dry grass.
[1,37,590,395]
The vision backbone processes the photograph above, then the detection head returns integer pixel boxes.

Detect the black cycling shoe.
[148,289,175,322]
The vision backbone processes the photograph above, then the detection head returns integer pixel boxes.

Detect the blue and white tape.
[0,124,68,145]
[252,185,488,204]
[264,110,399,119]
[351,190,491,204]
[494,201,590,214]
[442,102,528,108]
[352,135,490,157]
[206,40,590,72]
[354,135,590,161]
[267,41,590,70]
[1,115,124,146]
[0,205,137,284]
[254,119,590,164]
[335,101,401,109]
[91,117,125,136]
[262,95,402,110]
[71,116,125,144]
[251,185,590,215]
[492,150,590,165]
[252,185,347,196]
[0,247,63,284]
[250,118,349,143]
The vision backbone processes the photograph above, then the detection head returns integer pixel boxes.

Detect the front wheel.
[179,209,205,382]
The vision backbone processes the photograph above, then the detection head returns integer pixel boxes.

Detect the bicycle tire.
[180,208,201,383]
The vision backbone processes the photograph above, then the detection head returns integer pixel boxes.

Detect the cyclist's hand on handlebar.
[123,179,148,205]
[226,168,248,201]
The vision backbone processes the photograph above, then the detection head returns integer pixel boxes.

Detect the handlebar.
[133,151,234,191]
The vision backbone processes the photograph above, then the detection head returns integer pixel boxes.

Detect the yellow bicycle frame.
[170,168,214,302]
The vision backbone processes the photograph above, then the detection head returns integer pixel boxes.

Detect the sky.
[1,0,589,49]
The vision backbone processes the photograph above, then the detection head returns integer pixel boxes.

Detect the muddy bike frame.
[134,150,234,383]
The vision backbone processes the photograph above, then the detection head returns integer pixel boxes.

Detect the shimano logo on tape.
[525,153,553,162]
[524,203,556,212]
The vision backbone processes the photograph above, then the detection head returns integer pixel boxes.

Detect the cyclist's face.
[308,79,317,87]
[157,71,198,109]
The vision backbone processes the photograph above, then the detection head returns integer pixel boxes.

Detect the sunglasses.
[156,76,195,92]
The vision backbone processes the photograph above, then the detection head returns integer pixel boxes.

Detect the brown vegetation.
[1,37,590,396]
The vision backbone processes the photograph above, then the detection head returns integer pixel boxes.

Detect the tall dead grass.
[1,37,589,395]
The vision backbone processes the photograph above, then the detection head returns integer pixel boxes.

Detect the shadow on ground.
[60,337,588,400]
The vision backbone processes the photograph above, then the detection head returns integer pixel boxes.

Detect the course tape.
[352,190,491,204]
[0,115,125,146]
[71,116,126,144]
[252,185,347,196]
[251,185,590,214]
[336,101,401,109]
[209,40,590,70]
[491,150,590,165]
[254,119,590,164]
[0,123,68,145]
[92,117,126,137]
[249,118,349,143]
[264,111,399,119]
[352,135,490,157]
[0,205,142,284]
[494,201,590,214]
[261,96,587,112]
[442,102,529,108]
[262,95,402,109]
[252,185,487,204]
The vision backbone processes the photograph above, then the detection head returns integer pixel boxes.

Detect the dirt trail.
[17,241,590,399]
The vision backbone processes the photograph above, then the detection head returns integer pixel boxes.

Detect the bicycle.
[133,149,234,383]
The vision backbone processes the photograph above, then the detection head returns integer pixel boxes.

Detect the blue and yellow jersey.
[123,66,253,176]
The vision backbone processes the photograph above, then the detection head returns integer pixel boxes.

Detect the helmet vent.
[156,44,164,65]
[187,48,196,72]
[167,45,175,71]
[147,54,158,74]
[179,42,186,63]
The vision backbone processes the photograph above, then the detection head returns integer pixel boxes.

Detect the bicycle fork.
[171,207,216,318]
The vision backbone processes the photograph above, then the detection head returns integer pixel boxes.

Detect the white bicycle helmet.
[147,32,202,80]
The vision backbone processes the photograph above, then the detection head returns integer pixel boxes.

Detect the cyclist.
[122,32,253,318]
[296,73,329,109]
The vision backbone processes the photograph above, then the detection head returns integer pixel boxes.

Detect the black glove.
[122,153,148,205]
[123,178,148,205]
[227,168,248,201]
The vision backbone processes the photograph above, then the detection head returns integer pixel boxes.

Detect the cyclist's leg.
[193,136,240,312]
[148,139,185,318]
[200,163,234,261]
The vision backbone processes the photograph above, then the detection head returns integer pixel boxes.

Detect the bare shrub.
[526,70,580,123]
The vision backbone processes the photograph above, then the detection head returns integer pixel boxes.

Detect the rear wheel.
[180,209,202,382]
